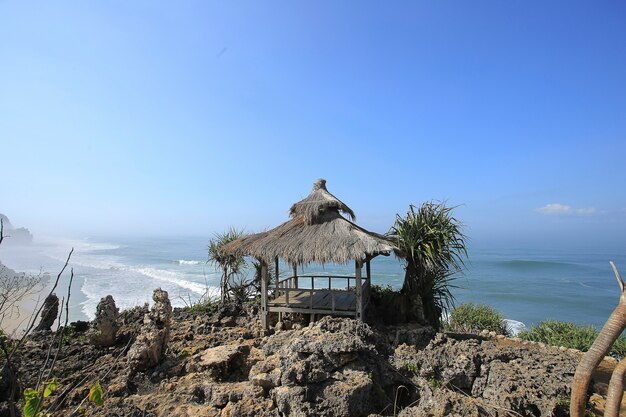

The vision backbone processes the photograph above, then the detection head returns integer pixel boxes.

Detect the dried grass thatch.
[222,179,395,265]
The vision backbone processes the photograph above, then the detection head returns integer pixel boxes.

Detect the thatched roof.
[222,179,396,265]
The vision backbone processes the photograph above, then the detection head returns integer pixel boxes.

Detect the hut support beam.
[292,263,298,289]
[355,259,364,321]
[274,257,279,297]
[261,261,269,330]
[365,258,371,307]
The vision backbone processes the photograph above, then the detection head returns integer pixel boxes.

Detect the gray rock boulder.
[88,295,119,347]
[128,288,172,371]
[34,293,59,332]
[393,333,578,416]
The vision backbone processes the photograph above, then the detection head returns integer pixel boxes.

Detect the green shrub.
[611,336,626,358]
[518,320,626,357]
[370,284,395,303]
[184,300,216,314]
[445,303,511,336]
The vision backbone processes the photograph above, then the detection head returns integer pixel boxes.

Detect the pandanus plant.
[388,202,467,329]
[571,262,626,417]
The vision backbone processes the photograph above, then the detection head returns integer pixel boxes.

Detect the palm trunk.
[401,262,426,324]
[604,357,626,417]
[571,262,626,417]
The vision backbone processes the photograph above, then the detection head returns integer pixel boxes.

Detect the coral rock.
[88,295,119,347]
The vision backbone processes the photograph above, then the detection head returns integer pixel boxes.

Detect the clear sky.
[1,1,625,250]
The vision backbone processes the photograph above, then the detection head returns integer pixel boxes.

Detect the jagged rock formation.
[33,293,59,332]
[393,333,578,416]
[0,213,33,245]
[88,295,120,347]
[3,300,601,417]
[127,288,172,371]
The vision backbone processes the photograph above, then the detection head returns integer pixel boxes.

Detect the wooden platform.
[269,290,357,312]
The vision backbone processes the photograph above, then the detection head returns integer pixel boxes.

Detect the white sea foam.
[131,267,207,295]
[25,236,219,320]
[504,319,526,336]
[79,267,219,319]
[175,259,203,265]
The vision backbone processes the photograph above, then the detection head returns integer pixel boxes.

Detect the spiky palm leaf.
[208,228,247,303]
[389,201,467,329]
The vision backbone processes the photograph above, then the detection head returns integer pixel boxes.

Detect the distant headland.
[0,213,33,244]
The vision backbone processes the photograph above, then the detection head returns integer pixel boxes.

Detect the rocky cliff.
[0,300,604,417]
[0,214,33,245]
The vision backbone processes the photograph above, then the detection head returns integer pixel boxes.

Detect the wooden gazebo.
[222,179,396,329]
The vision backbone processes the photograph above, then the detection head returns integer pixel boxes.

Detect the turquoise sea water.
[2,236,625,334]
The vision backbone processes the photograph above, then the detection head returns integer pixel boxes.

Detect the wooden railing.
[270,274,370,313]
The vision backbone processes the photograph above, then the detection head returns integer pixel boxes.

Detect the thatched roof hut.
[222,179,395,265]
[222,179,396,328]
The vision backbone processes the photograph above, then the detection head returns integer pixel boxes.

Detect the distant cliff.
[0,213,33,244]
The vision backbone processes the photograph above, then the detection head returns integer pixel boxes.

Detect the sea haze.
[1,235,624,334]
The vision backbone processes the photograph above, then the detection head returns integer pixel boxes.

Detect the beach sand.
[1,291,45,336]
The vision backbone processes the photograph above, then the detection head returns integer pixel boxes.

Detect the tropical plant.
[388,201,467,329]
[207,228,247,303]
[518,321,611,352]
[446,303,511,336]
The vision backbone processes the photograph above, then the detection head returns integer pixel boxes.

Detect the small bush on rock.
[518,320,626,357]
[445,303,511,336]
[370,284,395,303]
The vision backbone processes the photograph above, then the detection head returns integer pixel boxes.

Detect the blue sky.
[1,1,625,249]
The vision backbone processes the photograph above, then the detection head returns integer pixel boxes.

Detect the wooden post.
[355,259,363,320]
[366,257,371,306]
[292,263,298,289]
[274,257,279,297]
[261,261,268,330]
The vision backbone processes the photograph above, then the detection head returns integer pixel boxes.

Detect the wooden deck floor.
[269,290,357,312]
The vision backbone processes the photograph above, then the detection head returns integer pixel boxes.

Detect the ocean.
[2,235,625,335]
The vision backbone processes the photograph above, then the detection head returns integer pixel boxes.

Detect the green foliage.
[427,376,442,390]
[611,337,626,358]
[370,284,395,303]
[23,388,39,417]
[518,320,626,357]
[88,381,104,406]
[179,348,192,358]
[389,201,467,329]
[445,303,511,336]
[405,363,418,373]
[207,228,247,303]
[184,299,217,314]
[23,380,57,417]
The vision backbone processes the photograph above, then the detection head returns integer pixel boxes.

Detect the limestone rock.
[88,295,120,347]
[394,333,578,416]
[194,344,249,380]
[34,293,58,332]
[128,288,172,371]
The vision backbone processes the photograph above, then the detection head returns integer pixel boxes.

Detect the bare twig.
[0,218,5,246]
[7,248,73,362]
[33,297,65,416]
[66,336,135,415]
[46,269,74,382]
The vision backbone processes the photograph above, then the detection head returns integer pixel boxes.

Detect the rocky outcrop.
[0,213,33,245]
[393,333,578,416]
[88,295,120,347]
[128,288,172,371]
[33,293,59,332]
[253,317,388,416]
[3,299,594,417]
